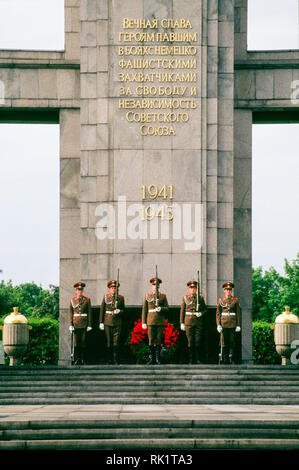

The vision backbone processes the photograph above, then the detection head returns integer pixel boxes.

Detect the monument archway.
[0,0,298,365]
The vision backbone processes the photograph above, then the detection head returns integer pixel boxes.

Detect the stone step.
[0,419,298,450]
[2,427,299,441]
[1,372,298,380]
[0,379,295,386]
[1,390,299,398]
[0,438,299,451]
[0,365,298,376]
[2,438,299,450]
[0,376,299,391]
[1,396,299,405]
[2,419,299,430]
[0,366,298,406]
[2,419,298,430]
[1,384,299,392]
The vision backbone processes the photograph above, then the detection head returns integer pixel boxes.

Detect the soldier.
[180,281,207,364]
[142,278,169,365]
[68,282,92,365]
[99,280,125,365]
[216,281,242,364]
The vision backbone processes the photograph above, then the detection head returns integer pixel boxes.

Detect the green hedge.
[24,318,59,365]
[1,317,59,366]
[252,321,280,365]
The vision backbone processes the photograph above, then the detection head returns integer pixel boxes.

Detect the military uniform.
[216,282,241,364]
[99,280,125,365]
[180,281,207,364]
[142,278,169,365]
[68,282,92,365]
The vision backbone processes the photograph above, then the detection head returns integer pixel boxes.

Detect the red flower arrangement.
[128,319,180,363]
[129,319,148,347]
[163,321,180,349]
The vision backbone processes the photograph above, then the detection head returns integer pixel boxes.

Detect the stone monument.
[1,1,298,364]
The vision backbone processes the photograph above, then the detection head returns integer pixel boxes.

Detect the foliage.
[23,318,59,365]
[252,321,280,365]
[252,253,299,322]
[280,257,299,315]
[127,319,180,364]
[0,281,59,320]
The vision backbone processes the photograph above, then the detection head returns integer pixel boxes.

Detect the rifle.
[115,268,120,309]
[218,309,223,364]
[70,329,74,365]
[218,331,223,365]
[196,270,200,311]
[155,264,159,307]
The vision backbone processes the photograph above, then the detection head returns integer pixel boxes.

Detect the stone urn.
[274,306,299,365]
[3,307,31,366]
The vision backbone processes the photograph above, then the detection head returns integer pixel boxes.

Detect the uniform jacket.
[69,296,92,329]
[180,294,207,327]
[142,293,169,326]
[99,294,125,327]
[216,296,241,329]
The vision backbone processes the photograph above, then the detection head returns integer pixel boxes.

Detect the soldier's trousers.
[147,325,164,346]
[185,325,203,349]
[105,325,121,348]
[221,328,236,348]
[74,328,87,357]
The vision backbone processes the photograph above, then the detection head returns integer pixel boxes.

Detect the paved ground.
[1,404,299,422]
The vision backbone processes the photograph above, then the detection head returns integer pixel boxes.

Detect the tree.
[0,281,59,320]
[252,253,299,322]
[280,256,299,315]
[37,285,59,320]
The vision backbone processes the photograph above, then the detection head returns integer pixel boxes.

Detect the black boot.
[74,346,80,365]
[81,349,86,365]
[75,346,83,365]
[195,348,202,365]
[155,346,161,365]
[229,348,235,365]
[113,347,119,365]
[188,347,193,365]
[106,347,113,365]
[223,347,230,364]
[147,345,156,365]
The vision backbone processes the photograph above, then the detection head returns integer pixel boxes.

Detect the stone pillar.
[59,109,81,365]
[233,109,252,363]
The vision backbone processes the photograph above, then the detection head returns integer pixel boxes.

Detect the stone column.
[233,108,252,363]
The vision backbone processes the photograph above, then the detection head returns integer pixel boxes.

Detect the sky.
[0,0,298,288]
[0,125,60,287]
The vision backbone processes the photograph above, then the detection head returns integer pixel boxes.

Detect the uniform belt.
[221,312,235,316]
[148,309,157,313]
[106,311,119,314]
[185,311,202,315]
[74,313,87,317]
